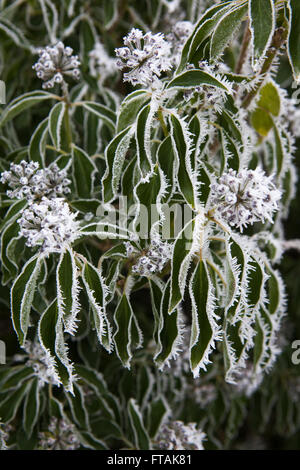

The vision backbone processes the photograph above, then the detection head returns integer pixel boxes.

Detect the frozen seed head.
[115,28,172,87]
[89,42,118,83]
[167,21,194,66]
[156,421,206,450]
[0,160,71,201]
[126,237,172,277]
[18,197,80,254]
[33,41,80,89]
[39,417,80,450]
[210,168,281,231]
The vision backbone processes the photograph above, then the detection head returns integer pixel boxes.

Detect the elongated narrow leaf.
[113,293,142,368]
[23,378,40,437]
[57,248,81,335]
[154,280,182,369]
[38,300,75,393]
[189,260,221,377]
[72,145,97,198]
[102,126,133,203]
[117,90,150,133]
[288,0,300,82]
[80,101,116,131]
[29,117,49,167]
[210,4,247,61]
[128,399,150,450]
[167,69,230,92]
[11,255,43,345]
[82,261,112,352]
[249,0,275,68]
[0,91,56,127]
[169,112,195,208]
[49,101,66,150]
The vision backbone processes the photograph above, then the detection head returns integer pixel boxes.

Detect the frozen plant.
[210,168,282,231]
[38,417,80,450]
[125,237,172,276]
[33,41,80,89]
[89,42,118,84]
[1,161,71,201]
[18,197,80,253]
[115,28,172,87]
[156,421,206,450]
[22,341,60,387]
[168,21,194,66]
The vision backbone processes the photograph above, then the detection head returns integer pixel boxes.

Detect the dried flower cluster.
[156,421,206,450]
[125,237,172,276]
[33,41,80,89]
[18,197,80,253]
[1,161,71,201]
[38,417,80,450]
[210,168,282,230]
[89,42,118,84]
[115,28,172,87]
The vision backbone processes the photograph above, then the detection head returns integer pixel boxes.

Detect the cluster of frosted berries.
[39,417,80,450]
[210,168,281,230]
[193,383,217,408]
[125,237,172,276]
[115,28,172,87]
[89,42,118,83]
[24,341,60,386]
[33,41,80,89]
[18,198,80,253]
[156,421,206,450]
[1,161,71,201]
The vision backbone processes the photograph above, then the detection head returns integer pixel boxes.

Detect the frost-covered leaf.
[128,398,151,450]
[11,255,43,346]
[117,90,150,133]
[49,101,66,150]
[57,248,81,335]
[249,0,275,69]
[72,145,97,198]
[287,0,300,82]
[28,117,49,167]
[189,260,221,377]
[82,261,112,352]
[23,378,40,437]
[167,69,230,92]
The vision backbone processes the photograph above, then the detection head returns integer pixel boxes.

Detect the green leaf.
[57,248,80,335]
[113,293,141,369]
[154,280,182,369]
[82,261,112,352]
[136,104,154,175]
[28,117,49,167]
[117,90,150,133]
[72,145,97,198]
[189,260,220,377]
[11,255,43,346]
[169,113,195,208]
[128,399,150,450]
[0,382,30,423]
[251,107,274,137]
[38,300,75,393]
[287,0,300,82]
[49,101,66,150]
[23,378,40,437]
[80,101,116,131]
[0,91,56,128]
[102,126,133,203]
[157,136,176,203]
[148,396,170,439]
[249,0,275,66]
[257,82,280,117]
[210,4,247,61]
[0,17,31,50]
[167,69,230,92]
